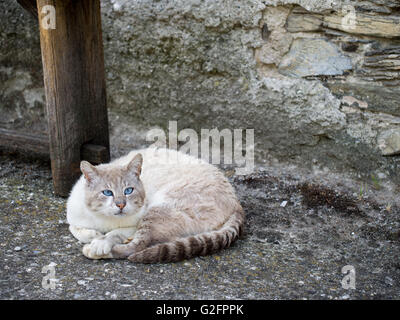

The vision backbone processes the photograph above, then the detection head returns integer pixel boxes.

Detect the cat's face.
[80,154,145,217]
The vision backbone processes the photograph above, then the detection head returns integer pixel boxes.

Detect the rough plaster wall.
[1,0,400,182]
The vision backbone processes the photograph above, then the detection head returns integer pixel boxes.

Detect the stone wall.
[1,0,400,182]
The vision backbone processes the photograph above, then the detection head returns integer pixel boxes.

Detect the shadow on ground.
[0,151,399,299]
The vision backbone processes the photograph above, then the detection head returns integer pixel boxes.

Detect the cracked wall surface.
[1,0,400,182]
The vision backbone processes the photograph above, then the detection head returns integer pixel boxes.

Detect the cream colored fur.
[67,147,244,262]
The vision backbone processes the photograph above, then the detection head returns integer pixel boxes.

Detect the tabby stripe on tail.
[128,209,244,263]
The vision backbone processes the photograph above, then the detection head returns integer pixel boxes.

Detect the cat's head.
[80,154,145,217]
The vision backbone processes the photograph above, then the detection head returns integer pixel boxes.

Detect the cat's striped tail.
[128,208,245,263]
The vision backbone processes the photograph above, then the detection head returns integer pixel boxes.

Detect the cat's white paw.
[92,238,113,255]
[82,238,113,259]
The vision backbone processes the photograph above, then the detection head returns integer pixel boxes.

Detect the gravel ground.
[0,150,399,300]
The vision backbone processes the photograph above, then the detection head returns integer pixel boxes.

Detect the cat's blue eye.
[124,187,134,195]
[102,190,113,196]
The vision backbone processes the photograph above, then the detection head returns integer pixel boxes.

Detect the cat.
[66,147,244,263]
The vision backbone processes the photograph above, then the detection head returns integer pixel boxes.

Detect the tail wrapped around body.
[128,208,245,263]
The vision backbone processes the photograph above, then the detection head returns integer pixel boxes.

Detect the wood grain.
[0,128,48,156]
[36,0,110,197]
[81,144,110,165]
[0,128,109,165]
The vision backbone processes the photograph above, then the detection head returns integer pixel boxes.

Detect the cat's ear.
[127,153,143,176]
[80,161,98,183]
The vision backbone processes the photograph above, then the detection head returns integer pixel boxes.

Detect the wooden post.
[0,128,110,164]
[36,0,110,197]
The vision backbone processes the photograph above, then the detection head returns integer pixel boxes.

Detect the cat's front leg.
[111,214,158,259]
[111,237,150,259]
[82,227,137,260]
[69,225,103,243]
[111,206,183,260]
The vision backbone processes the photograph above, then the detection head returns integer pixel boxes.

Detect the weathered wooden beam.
[0,128,109,165]
[36,0,110,197]
[0,128,48,156]
[81,143,109,165]
[16,0,38,19]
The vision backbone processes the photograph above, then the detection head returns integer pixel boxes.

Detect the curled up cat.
[66,148,244,263]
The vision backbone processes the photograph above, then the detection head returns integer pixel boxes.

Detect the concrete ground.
[0,150,399,300]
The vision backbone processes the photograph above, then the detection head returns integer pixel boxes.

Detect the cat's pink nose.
[116,202,126,210]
